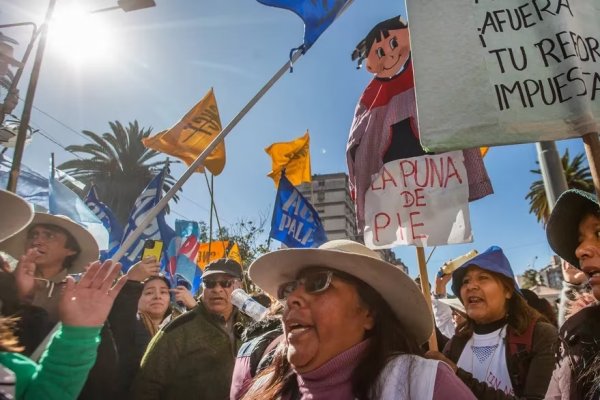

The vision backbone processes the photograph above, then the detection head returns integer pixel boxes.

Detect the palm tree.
[58,120,176,225]
[526,149,594,226]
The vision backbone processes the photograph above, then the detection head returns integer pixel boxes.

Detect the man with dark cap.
[132,258,251,400]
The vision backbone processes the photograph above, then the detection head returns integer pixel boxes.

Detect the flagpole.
[112,50,304,262]
[112,0,358,262]
[416,246,438,352]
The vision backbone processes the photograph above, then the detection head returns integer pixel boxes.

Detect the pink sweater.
[287,340,475,400]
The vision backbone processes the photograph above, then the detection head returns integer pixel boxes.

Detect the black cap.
[546,189,599,269]
[203,258,243,279]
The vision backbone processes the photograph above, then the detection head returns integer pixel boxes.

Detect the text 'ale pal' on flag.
[119,166,175,272]
[270,172,327,248]
[142,88,226,175]
[255,0,352,49]
[265,131,311,188]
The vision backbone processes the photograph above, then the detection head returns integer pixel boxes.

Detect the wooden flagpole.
[416,246,438,351]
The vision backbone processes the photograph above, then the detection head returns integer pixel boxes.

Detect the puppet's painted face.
[366,28,410,79]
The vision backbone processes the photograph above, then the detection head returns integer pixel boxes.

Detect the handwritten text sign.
[407,0,600,151]
[364,151,472,249]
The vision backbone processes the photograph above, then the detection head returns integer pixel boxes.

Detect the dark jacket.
[131,301,250,400]
[444,321,558,400]
[107,280,149,400]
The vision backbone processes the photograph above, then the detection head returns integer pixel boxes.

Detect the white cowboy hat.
[0,190,34,242]
[0,212,99,273]
[249,239,433,344]
[438,297,466,315]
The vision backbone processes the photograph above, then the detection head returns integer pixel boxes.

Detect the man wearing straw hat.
[0,212,99,342]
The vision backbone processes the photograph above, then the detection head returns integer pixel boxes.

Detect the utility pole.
[536,141,568,211]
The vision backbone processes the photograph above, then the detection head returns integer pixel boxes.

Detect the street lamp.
[4,0,156,193]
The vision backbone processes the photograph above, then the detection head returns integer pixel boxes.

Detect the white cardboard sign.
[364,151,472,249]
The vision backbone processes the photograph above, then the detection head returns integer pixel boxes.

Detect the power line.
[17,99,233,225]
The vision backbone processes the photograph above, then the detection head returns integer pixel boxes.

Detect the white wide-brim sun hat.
[249,239,433,345]
[0,189,34,243]
[0,212,99,273]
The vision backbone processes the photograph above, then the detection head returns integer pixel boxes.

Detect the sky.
[0,0,588,284]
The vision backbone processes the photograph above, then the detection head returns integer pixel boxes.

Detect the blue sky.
[1,0,587,283]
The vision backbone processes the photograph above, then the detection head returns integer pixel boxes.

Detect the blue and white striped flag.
[85,184,124,260]
[119,167,175,272]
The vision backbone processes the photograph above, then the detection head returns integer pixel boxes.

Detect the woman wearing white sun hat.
[241,239,476,400]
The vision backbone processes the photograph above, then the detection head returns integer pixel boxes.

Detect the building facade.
[538,255,563,290]
[297,173,358,241]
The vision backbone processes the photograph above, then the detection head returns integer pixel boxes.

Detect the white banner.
[407,0,600,151]
[364,151,472,249]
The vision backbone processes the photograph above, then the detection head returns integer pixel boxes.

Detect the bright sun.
[47,3,115,66]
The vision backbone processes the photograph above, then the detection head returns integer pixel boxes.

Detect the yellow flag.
[265,131,311,187]
[196,241,242,270]
[142,89,225,175]
[480,147,489,157]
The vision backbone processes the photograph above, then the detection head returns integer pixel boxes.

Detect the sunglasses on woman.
[277,270,335,300]
[203,279,235,289]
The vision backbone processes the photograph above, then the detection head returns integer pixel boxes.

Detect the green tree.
[198,217,270,293]
[521,269,540,289]
[526,149,593,226]
[58,120,176,225]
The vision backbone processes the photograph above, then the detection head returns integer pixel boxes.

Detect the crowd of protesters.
[0,187,599,399]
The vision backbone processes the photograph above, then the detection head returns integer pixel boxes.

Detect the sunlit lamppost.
[5,0,156,193]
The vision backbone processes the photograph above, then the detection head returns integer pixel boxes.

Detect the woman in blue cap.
[545,189,600,399]
[426,245,558,399]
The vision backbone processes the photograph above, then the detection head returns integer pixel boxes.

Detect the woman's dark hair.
[521,288,558,327]
[351,15,408,69]
[242,269,423,400]
[142,274,171,290]
[455,272,547,338]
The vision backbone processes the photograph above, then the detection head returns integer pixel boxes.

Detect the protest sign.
[364,151,472,248]
[407,0,600,151]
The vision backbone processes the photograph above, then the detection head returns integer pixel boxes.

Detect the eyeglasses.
[203,279,235,289]
[277,270,334,300]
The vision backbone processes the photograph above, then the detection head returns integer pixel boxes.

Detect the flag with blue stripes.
[270,172,327,248]
[49,174,109,250]
[119,167,175,272]
[256,0,351,50]
[85,184,124,260]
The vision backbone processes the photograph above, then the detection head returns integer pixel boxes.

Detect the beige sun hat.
[249,239,433,344]
[0,212,99,273]
[0,189,34,242]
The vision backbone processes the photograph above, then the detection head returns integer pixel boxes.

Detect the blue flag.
[0,156,49,207]
[85,184,124,260]
[119,167,175,272]
[270,172,327,248]
[165,220,202,295]
[49,174,110,250]
[256,0,351,49]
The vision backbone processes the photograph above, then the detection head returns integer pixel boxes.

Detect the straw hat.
[0,189,34,242]
[249,239,433,344]
[0,212,99,273]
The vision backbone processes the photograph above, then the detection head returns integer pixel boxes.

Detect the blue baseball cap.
[451,245,520,298]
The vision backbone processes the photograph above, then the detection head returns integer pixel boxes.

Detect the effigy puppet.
[346,15,493,234]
